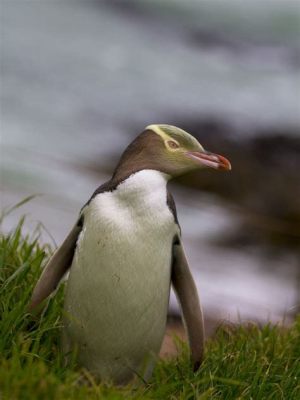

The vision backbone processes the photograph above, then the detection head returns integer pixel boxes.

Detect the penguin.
[29,124,231,384]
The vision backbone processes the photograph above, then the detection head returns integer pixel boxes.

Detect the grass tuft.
[0,218,299,399]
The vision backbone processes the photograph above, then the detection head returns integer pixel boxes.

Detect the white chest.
[84,169,176,246]
[74,170,179,290]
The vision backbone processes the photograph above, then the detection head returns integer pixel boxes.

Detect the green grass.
[0,217,299,399]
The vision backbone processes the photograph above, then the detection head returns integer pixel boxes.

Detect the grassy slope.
[0,218,299,400]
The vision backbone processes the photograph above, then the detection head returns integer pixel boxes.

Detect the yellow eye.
[167,140,179,149]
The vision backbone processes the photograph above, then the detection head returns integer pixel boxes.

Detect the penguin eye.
[167,140,179,150]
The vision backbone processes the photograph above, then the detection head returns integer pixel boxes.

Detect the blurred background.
[1,0,300,332]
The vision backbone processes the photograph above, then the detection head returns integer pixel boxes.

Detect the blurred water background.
[1,0,300,328]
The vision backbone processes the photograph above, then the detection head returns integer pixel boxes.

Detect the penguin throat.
[116,169,170,196]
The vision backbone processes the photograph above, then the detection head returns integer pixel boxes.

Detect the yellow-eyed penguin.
[29,124,231,384]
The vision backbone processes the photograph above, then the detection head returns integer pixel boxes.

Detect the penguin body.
[64,170,178,382]
[29,124,231,384]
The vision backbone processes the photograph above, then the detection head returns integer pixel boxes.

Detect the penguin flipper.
[28,219,82,311]
[171,238,204,371]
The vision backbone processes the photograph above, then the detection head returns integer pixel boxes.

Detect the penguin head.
[113,124,231,180]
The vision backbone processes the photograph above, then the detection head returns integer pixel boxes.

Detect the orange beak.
[186,151,231,171]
